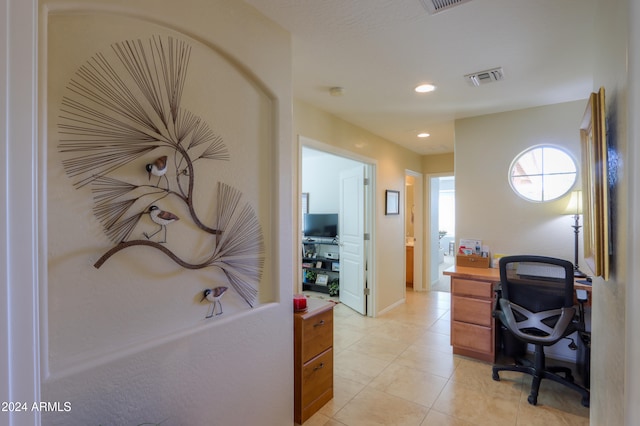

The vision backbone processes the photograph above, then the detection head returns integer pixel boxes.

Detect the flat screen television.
[303,213,338,238]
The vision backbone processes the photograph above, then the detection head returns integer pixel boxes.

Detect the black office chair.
[492,255,590,407]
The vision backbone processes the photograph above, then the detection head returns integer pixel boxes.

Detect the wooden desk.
[444,266,593,299]
[443,266,592,363]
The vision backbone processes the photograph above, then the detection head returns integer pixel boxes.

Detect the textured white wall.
[38,1,295,424]
[2,2,41,424]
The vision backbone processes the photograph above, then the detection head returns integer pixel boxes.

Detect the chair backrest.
[499,255,575,313]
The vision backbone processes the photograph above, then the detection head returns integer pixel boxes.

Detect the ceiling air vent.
[464,67,504,87]
[419,0,473,15]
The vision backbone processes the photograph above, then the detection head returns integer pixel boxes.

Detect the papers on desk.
[458,238,481,255]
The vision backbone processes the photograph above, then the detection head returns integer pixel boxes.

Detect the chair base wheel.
[527,394,538,405]
[492,371,500,381]
[581,397,590,408]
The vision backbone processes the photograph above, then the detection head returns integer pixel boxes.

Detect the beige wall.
[294,100,422,313]
[590,0,630,424]
[627,0,640,422]
[626,0,640,422]
[423,153,454,175]
[38,1,295,424]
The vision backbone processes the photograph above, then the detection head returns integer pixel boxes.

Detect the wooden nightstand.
[294,299,334,424]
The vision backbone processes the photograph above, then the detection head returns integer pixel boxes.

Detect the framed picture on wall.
[385,190,400,215]
[580,87,609,280]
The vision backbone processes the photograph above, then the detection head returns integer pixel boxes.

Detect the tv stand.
[302,240,339,295]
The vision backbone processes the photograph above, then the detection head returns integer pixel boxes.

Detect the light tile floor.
[431,254,454,293]
[302,290,590,426]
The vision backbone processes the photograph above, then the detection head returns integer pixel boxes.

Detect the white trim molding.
[2,0,41,424]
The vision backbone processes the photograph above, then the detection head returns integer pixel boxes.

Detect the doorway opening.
[299,139,376,316]
[429,175,455,292]
[404,170,423,292]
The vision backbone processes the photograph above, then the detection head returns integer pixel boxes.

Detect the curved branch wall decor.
[57,35,264,308]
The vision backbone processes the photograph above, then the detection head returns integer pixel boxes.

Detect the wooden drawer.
[301,309,333,362]
[452,278,494,299]
[456,254,490,268]
[295,301,334,424]
[301,348,333,410]
[452,321,493,354]
[452,295,493,326]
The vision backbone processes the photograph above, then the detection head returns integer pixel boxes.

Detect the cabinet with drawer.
[445,268,499,363]
[294,299,334,424]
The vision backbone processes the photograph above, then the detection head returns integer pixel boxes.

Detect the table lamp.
[565,190,587,278]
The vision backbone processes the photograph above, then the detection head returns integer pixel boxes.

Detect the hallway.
[303,290,589,426]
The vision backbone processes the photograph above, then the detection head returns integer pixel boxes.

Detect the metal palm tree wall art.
[57,35,264,308]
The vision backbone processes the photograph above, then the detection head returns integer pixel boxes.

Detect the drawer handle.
[313,320,325,327]
[314,362,325,371]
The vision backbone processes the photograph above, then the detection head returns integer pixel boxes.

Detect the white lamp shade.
[564,190,583,215]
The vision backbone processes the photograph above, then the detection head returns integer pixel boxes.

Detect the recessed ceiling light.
[415,84,436,93]
[418,133,430,138]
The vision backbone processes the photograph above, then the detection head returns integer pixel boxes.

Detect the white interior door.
[339,165,366,315]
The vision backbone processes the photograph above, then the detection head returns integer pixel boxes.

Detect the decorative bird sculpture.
[144,205,179,243]
[145,155,168,187]
[201,286,229,318]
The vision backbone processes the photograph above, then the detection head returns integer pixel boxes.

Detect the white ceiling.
[244,0,596,155]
